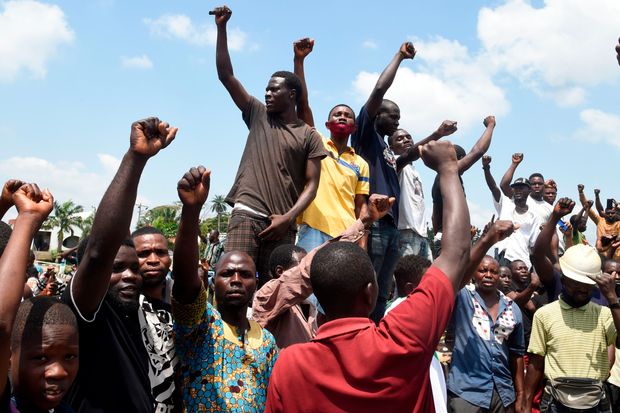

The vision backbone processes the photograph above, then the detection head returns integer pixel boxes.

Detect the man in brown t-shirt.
[214,6,327,285]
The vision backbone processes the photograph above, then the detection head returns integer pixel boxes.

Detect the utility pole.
[136,203,148,229]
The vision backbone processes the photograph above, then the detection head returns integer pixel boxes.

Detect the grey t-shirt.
[226,97,327,216]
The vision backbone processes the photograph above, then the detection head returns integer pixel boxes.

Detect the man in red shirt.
[264,139,471,413]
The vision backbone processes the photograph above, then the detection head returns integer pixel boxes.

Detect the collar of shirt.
[559,297,589,311]
[465,284,513,316]
[325,137,355,157]
[312,317,373,342]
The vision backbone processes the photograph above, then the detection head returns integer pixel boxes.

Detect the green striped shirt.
[528,298,615,381]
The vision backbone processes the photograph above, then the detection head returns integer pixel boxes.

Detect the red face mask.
[326,121,356,135]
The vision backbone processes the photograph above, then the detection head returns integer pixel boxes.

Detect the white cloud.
[121,54,153,70]
[478,0,620,105]
[572,109,620,149]
[352,37,510,136]
[362,40,378,49]
[144,14,247,51]
[467,200,497,229]
[0,154,119,211]
[0,0,74,82]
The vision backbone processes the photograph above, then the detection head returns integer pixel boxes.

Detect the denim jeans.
[296,224,333,252]
[399,229,431,261]
[368,219,400,323]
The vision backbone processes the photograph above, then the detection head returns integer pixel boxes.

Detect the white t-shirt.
[396,160,426,236]
[385,296,448,413]
[527,196,552,222]
[493,195,543,268]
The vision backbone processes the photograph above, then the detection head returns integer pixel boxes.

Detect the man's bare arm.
[396,120,457,173]
[532,198,574,287]
[173,166,211,304]
[293,38,315,127]
[419,141,470,290]
[73,118,177,317]
[481,155,501,203]
[214,6,251,112]
[364,42,415,118]
[457,116,496,173]
[523,354,545,411]
[500,153,522,198]
[0,184,52,397]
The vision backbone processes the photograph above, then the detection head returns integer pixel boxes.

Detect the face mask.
[326,121,356,136]
[560,285,592,308]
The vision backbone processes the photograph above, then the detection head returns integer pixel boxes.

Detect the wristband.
[609,301,620,310]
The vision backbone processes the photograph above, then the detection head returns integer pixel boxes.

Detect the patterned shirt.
[447,285,525,409]
[173,285,278,412]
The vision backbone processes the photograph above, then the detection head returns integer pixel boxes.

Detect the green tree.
[210,195,228,232]
[79,207,96,238]
[137,205,181,239]
[43,200,84,251]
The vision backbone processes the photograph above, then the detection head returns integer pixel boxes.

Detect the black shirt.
[61,290,154,413]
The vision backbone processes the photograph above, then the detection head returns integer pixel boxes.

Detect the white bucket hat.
[559,244,602,285]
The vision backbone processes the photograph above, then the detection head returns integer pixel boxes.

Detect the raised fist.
[512,153,523,164]
[399,42,416,59]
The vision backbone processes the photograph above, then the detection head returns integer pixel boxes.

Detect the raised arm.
[460,219,516,289]
[0,179,24,220]
[419,140,471,291]
[293,38,315,127]
[0,183,53,396]
[596,272,620,347]
[259,157,321,241]
[395,120,457,172]
[481,155,501,203]
[532,198,574,287]
[173,166,211,304]
[500,153,523,197]
[364,42,415,118]
[457,116,496,173]
[594,188,605,216]
[578,184,600,224]
[214,6,251,112]
[72,118,177,318]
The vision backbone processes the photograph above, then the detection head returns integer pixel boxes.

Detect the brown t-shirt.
[226,97,327,216]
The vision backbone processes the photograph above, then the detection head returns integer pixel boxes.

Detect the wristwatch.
[609,301,620,309]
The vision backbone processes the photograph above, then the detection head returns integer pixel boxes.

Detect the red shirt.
[264,266,454,413]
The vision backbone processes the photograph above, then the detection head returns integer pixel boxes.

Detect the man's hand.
[177,166,211,209]
[12,183,53,222]
[399,41,416,59]
[129,118,177,159]
[616,37,620,66]
[512,153,524,164]
[530,271,541,289]
[595,188,601,196]
[484,219,517,244]
[212,5,231,26]
[586,200,594,210]
[1,179,24,208]
[597,272,618,303]
[560,222,573,236]
[436,120,458,137]
[483,115,496,128]
[553,197,575,218]
[577,184,584,193]
[482,155,492,168]
[363,194,396,225]
[258,214,291,241]
[294,38,314,60]
[419,140,458,173]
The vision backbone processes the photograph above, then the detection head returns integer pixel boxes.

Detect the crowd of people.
[1,7,619,413]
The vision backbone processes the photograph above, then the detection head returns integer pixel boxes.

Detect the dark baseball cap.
[510,178,530,188]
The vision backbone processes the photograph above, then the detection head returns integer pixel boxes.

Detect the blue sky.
[1,0,619,239]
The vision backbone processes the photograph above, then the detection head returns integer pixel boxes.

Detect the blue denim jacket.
[447,285,525,408]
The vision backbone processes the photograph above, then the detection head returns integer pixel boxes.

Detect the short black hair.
[77,235,135,263]
[271,71,302,105]
[310,242,374,315]
[529,172,544,181]
[387,128,411,146]
[131,226,165,238]
[376,99,398,117]
[11,296,78,349]
[393,255,431,295]
[0,221,13,257]
[453,144,466,160]
[269,244,306,277]
[327,104,356,120]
